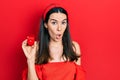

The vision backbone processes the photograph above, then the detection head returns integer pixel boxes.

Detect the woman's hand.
[22,39,38,63]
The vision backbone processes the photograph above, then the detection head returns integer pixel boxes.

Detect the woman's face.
[45,12,67,42]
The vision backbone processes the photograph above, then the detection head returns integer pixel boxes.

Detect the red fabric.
[75,64,85,80]
[22,62,85,80]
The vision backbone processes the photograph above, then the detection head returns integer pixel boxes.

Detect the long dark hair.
[36,6,79,64]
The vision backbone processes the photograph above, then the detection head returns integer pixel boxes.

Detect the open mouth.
[56,34,62,39]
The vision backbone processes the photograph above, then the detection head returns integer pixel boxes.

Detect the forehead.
[49,12,67,21]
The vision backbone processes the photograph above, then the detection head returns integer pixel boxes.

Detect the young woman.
[22,4,85,80]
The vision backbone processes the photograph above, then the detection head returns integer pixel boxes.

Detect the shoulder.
[72,41,81,65]
[72,41,81,56]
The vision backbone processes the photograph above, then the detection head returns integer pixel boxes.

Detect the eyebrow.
[49,18,67,22]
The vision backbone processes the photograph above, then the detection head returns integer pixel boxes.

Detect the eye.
[62,21,67,25]
[51,22,57,25]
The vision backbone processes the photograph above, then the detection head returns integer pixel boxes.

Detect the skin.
[22,12,81,80]
[44,12,67,62]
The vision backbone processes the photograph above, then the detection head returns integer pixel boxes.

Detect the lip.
[56,34,62,39]
[57,34,62,36]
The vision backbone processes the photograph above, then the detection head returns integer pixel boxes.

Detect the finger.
[36,41,39,51]
[30,41,37,49]
[22,39,30,57]
[22,39,27,47]
[34,41,39,51]
[30,41,38,56]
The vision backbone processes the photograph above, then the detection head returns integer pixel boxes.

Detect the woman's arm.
[72,41,81,65]
[22,40,39,80]
[27,60,39,80]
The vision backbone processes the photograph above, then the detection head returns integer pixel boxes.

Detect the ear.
[44,23,48,28]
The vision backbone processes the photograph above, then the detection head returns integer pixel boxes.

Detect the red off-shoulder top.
[22,61,85,80]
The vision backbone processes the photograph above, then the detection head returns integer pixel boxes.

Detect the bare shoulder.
[72,41,81,56]
[72,41,81,65]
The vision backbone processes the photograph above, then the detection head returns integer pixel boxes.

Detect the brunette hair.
[36,5,79,64]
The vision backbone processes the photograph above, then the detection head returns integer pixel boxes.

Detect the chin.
[54,39,62,42]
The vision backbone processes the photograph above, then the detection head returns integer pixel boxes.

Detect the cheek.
[47,24,54,32]
[62,26,67,33]
[48,27,56,36]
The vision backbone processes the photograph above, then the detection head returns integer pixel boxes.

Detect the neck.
[49,40,64,62]
[49,40,63,47]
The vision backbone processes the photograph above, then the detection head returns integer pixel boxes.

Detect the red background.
[0,0,120,80]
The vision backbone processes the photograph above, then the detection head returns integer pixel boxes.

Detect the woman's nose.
[57,24,62,31]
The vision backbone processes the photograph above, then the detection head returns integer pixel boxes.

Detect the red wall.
[0,0,120,80]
